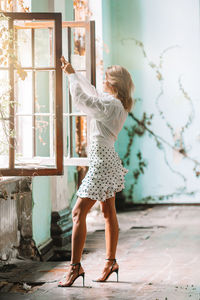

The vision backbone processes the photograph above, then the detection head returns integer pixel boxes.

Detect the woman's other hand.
[60,56,75,74]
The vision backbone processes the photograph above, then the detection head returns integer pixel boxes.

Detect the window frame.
[0,12,63,176]
[63,21,96,167]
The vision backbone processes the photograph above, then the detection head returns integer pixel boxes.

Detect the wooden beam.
[55,13,63,175]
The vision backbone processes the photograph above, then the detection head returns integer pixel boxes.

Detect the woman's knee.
[72,207,85,224]
[72,197,95,224]
[101,205,109,219]
[101,202,116,220]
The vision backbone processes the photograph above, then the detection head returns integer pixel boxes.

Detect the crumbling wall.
[0,177,38,261]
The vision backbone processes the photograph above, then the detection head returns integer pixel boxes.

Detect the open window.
[0,12,96,177]
[62,21,95,166]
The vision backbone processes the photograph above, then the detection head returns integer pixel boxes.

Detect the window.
[62,20,96,166]
[0,12,96,177]
[0,12,63,176]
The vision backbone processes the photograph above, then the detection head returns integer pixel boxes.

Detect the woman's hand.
[60,56,75,74]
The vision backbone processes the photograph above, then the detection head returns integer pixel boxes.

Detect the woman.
[58,56,134,287]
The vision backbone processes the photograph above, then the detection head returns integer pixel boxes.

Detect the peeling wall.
[0,178,33,260]
[103,0,200,203]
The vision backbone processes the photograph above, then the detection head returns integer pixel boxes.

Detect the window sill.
[0,176,26,186]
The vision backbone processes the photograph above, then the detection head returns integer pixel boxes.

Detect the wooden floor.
[0,205,200,299]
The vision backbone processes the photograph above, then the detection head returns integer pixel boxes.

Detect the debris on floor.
[0,205,200,300]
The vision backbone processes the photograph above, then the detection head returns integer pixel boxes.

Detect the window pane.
[35,22,55,68]
[0,120,9,168]
[15,115,33,160]
[0,70,9,118]
[15,115,55,167]
[35,115,50,157]
[71,27,86,71]
[63,75,69,114]
[72,115,87,158]
[71,71,87,113]
[35,71,55,113]
[15,70,32,114]
[14,24,32,67]
[0,17,9,68]
[63,116,68,157]
[62,27,69,65]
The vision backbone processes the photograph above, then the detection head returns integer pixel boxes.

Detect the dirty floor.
[0,205,200,300]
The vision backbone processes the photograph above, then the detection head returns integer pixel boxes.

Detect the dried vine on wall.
[0,12,28,156]
[0,0,29,12]
[0,0,30,156]
[121,38,200,200]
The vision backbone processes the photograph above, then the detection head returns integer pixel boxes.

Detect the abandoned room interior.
[0,0,200,299]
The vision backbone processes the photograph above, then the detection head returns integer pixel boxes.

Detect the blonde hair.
[106,65,135,112]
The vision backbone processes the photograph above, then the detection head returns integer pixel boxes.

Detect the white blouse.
[68,72,128,147]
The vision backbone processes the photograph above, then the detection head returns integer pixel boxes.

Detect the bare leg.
[93,195,119,281]
[101,195,119,259]
[58,197,96,286]
[71,197,96,263]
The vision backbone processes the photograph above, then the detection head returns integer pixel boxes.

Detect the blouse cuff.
[68,72,78,82]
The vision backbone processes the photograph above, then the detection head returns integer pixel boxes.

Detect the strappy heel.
[92,258,119,282]
[58,262,85,287]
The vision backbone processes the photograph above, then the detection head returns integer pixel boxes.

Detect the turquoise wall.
[32,0,49,12]
[32,176,51,245]
[102,0,200,204]
[31,0,51,248]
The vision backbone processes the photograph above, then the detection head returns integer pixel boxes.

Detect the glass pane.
[0,70,9,118]
[72,115,87,158]
[35,22,55,68]
[14,24,32,67]
[15,70,32,114]
[0,17,9,67]
[71,27,86,71]
[35,115,50,157]
[15,115,55,167]
[35,71,55,113]
[0,120,9,168]
[71,71,87,113]
[15,116,33,160]
[63,116,69,157]
[62,27,69,64]
[63,73,69,114]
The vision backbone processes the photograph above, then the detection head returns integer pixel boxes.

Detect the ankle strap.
[106,258,117,272]
[70,262,81,266]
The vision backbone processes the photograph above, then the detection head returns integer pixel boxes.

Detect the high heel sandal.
[58,262,85,287]
[92,258,119,282]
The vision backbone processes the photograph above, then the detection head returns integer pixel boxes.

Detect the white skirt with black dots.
[76,141,128,202]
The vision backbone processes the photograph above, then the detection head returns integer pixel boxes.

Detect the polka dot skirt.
[77,142,128,202]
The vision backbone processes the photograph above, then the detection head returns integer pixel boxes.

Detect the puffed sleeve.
[74,72,99,97]
[68,73,113,120]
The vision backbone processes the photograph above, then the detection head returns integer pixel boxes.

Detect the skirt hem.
[76,186,125,202]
